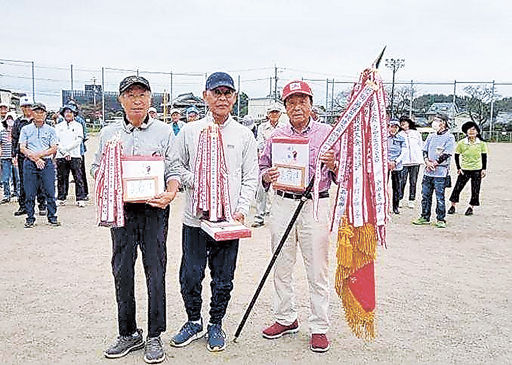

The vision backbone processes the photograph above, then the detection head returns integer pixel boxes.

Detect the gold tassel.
[341,282,375,340]
[335,217,378,340]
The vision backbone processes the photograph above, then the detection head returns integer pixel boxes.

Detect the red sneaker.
[262,320,299,339]
[310,334,330,352]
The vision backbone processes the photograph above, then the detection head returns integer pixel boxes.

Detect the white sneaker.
[408,201,415,209]
[398,201,403,208]
[56,200,66,206]
[76,201,86,208]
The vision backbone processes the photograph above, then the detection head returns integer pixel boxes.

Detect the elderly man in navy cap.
[168,72,258,352]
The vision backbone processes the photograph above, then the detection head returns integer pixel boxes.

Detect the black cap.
[435,113,449,123]
[119,75,151,94]
[205,72,236,91]
[31,102,47,112]
[461,121,480,135]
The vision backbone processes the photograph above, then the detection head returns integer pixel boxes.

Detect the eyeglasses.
[122,92,150,101]
[212,89,235,98]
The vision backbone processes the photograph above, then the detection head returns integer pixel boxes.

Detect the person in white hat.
[148,107,159,120]
[251,103,284,228]
[0,101,9,121]
[259,80,339,352]
[169,108,184,136]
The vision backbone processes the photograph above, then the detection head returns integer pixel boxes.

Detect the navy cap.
[119,75,151,94]
[205,72,236,91]
[31,102,47,112]
[388,119,400,126]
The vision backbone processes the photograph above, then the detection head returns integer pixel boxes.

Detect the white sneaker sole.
[262,327,299,339]
[104,341,144,359]
[207,342,227,352]
[143,352,166,364]
[310,343,330,353]
[170,329,206,348]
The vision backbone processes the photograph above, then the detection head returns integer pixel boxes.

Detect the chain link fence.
[1,59,511,141]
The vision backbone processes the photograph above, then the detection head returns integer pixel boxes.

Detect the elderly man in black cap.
[91,76,177,364]
[168,71,258,352]
[18,103,59,228]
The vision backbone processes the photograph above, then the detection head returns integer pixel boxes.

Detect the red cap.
[282,80,313,102]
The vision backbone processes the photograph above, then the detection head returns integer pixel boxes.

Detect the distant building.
[425,102,459,123]
[0,88,27,110]
[62,84,167,122]
[161,92,206,122]
[248,97,283,120]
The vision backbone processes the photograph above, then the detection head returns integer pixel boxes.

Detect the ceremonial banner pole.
[234,47,387,343]
[233,176,316,342]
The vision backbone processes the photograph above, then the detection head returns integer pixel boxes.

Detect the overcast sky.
[2,0,511,108]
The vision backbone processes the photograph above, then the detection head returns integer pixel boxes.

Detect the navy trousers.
[110,204,169,337]
[180,224,239,325]
[23,159,56,223]
[18,155,46,211]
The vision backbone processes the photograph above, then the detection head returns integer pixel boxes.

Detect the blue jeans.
[12,163,20,196]
[23,159,57,223]
[420,175,448,222]
[1,158,12,198]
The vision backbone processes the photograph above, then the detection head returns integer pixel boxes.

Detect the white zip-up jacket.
[55,120,83,158]
[170,113,258,227]
[398,129,424,165]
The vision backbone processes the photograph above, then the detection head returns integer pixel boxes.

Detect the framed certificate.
[123,176,159,202]
[121,156,165,203]
[271,137,309,192]
[274,163,306,191]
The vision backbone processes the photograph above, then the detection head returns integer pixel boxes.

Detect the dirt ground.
[1,137,511,365]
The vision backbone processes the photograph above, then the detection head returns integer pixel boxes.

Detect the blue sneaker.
[206,323,226,352]
[170,320,206,347]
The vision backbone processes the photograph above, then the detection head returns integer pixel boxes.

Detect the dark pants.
[420,175,448,222]
[56,157,86,200]
[390,170,402,210]
[180,224,239,325]
[399,164,420,201]
[110,204,169,337]
[23,159,57,223]
[18,155,46,210]
[80,155,89,196]
[449,170,482,206]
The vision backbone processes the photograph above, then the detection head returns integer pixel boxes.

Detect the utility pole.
[385,58,405,118]
[92,77,97,120]
[409,80,414,119]
[170,71,173,108]
[70,64,74,97]
[237,75,241,118]
[274,65,278,102]
[325,79,329,111]
[31,61,35,102]
[101,67,105,124]
[490,80,495,137]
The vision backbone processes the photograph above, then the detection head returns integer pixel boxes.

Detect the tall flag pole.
[312,47,388,340]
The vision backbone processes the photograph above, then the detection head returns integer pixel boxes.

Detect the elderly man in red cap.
[259,80,339,352]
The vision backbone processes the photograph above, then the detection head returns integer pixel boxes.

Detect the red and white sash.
[313,69,388,245]
[192,123,232,222]
[94,136,125,227]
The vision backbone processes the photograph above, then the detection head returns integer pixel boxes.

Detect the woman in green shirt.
[448,121,488,216]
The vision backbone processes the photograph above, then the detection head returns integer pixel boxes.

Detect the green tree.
[233,91,249,117]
